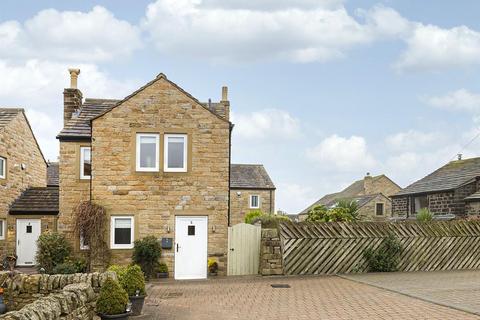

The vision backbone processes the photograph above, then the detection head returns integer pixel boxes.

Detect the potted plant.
[108,264,146,316]
[156,263,169,278]
[208,259,218,276]
[96,278,130,319]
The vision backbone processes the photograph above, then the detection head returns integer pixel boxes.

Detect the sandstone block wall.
[0,111,47,255]
[260,228,283,276]
[357,194,392,221]
[230,189,275,225]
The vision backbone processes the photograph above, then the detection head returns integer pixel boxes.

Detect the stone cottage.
[392,157,480,217]
[299,174,401,221]
[49,69,275,279]
[230,164,276,225]
[0,108,51,265]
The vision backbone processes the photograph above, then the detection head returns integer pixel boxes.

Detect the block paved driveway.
[141,272,480,320]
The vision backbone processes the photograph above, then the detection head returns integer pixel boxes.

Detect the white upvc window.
[136,133,159,172]
[110,216,134,249]
[0,157,5,179]
[164,134,187,172]
[80,147,91,179]
[0,220,5,240]
[250,195,260,209]
[80,231,89,250]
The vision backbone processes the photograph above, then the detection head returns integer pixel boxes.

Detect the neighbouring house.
[0,108,49,264]
[392,157,480,217]
[299,174,401,221]
[230,164,276,225]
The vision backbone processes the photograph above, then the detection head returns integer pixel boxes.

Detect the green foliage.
[36,232,72,274]
[306,204,356,222]
[244,210,264,224]
[108,264,146,296]
[250,213,290,228]
[363,234,402,272]
[416,208,433,222]
[335,199,359,219]
[208,259,218,273]
[156,263,168,273]
[132,236,161,278]
[96,278,129,315]
[52,257,87,274]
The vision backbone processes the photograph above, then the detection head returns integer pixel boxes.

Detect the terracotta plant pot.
[156,272,169,278]
[129,295,145,316]
[98,312,131,320]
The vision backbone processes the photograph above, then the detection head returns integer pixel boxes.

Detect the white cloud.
[199,0,344,10]
[0,59,139,160]
[423,89,480,113]
[360,6,411,38]
[385,130,445,152]
[306,134,376,171]
[0,6,141,62]
[143,0,380,63]
[276,182,316,214]
[231,108,300,140]
[396,25,480,71]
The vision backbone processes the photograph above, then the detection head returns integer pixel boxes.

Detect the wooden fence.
[279,221,480,275]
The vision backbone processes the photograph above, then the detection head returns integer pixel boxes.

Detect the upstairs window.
[0,157,5,179]
[80,147,91,179]
[136,133,159,172]
[250,195,260,209]
[164,134,187,172]
[376,203,384,216]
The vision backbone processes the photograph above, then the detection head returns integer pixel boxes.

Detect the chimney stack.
[364,172,373,195]
[221,86,228,102]
[64,68,83,126]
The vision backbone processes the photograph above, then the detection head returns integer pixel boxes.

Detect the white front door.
[174,216,208,280]
[16,219,41,266]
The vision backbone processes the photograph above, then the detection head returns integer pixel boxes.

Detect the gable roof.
[393,157,480,197]
[0,108,23,129]
[9,186,59,215]
[47,162,59,186]
[57,99,119,140]
[299,175,388,214]
[230,164,275,189]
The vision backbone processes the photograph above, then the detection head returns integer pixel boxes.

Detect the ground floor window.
[0,157,5,179]
[375,203,385,216]
[110,216,134,249]
[0,220,5,240]
[80,231,89,250]
[413,196,428,213]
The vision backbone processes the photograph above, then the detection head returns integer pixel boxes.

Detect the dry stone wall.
[260,228,283,276]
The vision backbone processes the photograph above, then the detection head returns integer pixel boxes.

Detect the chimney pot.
[68,68,81,89]
[458,154,463,160]
[221,86,228,101]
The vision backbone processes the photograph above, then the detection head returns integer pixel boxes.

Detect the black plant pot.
[130,295,146,316]
[98,312,131,320]
[156,272,169,278]
[208,272,218,277]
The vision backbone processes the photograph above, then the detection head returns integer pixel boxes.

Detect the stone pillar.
[260,228,284,275]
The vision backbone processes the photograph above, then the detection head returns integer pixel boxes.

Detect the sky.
[2,0,480,214]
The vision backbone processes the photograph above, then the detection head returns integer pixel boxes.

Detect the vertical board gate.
[227,223,261,276]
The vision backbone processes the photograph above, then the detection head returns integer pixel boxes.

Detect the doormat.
[271,284,290,288]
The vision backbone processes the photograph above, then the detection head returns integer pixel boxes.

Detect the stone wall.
[466,201,480,216]
[357,194,392,221]
[0,111,47,256]
[260,228,283,276]
[2,271,115,311]
[230,189,275,225]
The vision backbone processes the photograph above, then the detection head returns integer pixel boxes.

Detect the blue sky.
[1,1,480,213]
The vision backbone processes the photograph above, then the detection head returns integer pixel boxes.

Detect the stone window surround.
[375,202,385,216]
[79,146,91,180]
[250,194,260,209]
[130,128,193,176]
[136,133,160,172]
[164,133,188,172]
[110,215,135,250]
[0,156,6,179]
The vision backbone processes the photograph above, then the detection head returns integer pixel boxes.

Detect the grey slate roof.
[47,162,59,186]
[57,99,119,139]
[230,164,275,189]
[393,157,480,197]
[9,187,59,214]
[0,108,22,129]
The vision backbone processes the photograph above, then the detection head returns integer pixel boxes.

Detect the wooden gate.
[227,223,261,276]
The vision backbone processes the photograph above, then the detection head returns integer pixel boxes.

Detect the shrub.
[208,259,218,274]
[108,264,146,296]
[132,236,161,278]
[306,205,356,222]
[156,263,168,273]
[108,264,127,278]
[416,208,433,222]
[36,232,72,274]
[52,257,87,274]
[335,199,359,219]
[244,210,264,224]
[96,278,129,315]
[251,214,290,228]
[363,234,402,272]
